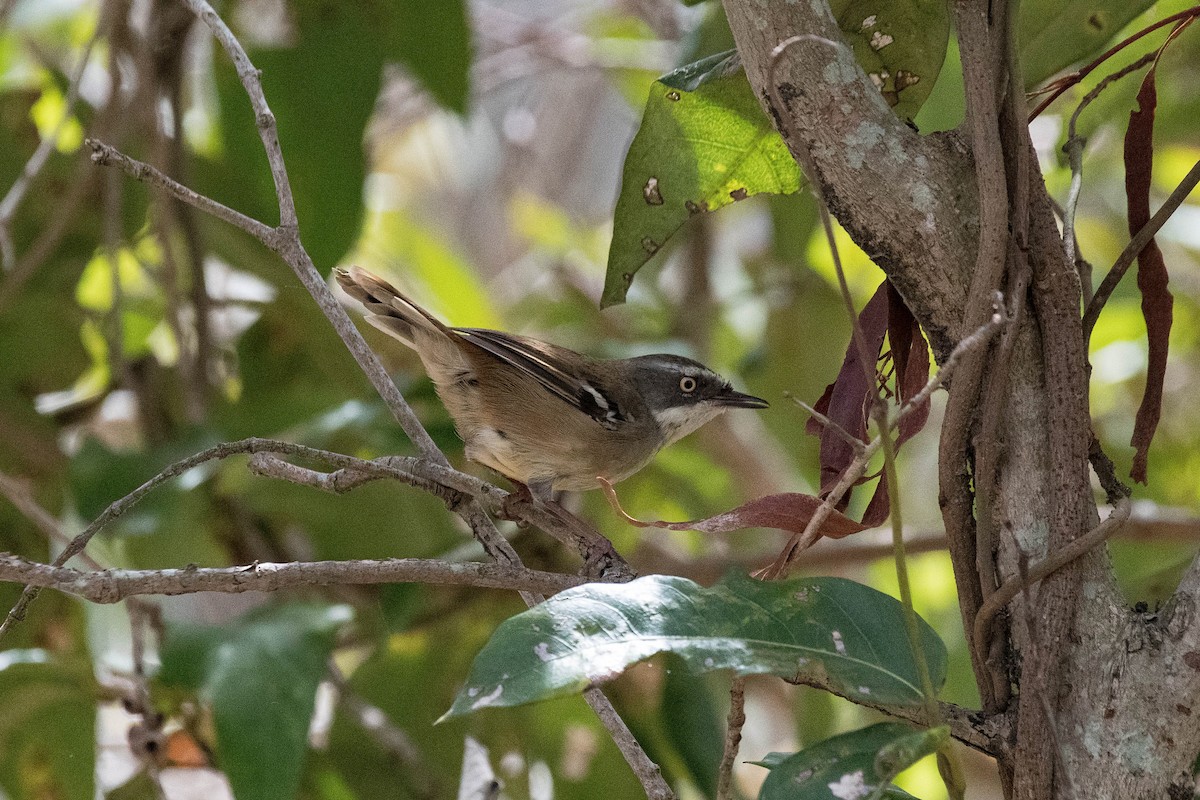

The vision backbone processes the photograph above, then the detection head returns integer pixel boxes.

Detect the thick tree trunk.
[724,0,1200,797]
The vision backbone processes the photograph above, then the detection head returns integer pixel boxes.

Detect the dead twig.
[716,677,747,800]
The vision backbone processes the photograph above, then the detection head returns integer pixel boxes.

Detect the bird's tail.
[335,266,453,349]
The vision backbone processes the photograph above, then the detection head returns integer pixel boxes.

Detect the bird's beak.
[714,389,770,409]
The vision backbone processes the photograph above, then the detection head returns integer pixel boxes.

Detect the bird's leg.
[498,479,553,522]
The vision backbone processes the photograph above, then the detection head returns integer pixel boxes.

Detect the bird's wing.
[454,328,626,429]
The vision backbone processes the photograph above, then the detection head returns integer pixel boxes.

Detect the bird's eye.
[679,376,697,393]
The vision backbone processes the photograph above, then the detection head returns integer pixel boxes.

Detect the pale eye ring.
[679,376,697,393]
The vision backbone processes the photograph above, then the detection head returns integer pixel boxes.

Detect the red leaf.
[860,476,890,528]
[1124,64,1174,484]
[888,287,931,446]
[887,282,914,386]
[672,493,868,538]
[599,478,867,539]
[812,284,889,498]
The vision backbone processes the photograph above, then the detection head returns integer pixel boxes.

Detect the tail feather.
[335,266,454,348]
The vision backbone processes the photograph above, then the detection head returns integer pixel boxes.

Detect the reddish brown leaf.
[812,284,889,498]
[860,476,890,528]
[886,283,932,445]
[887,282,914,386]
[599,478,867,539]
[1124,64,1174,484]
[671,493,868,538]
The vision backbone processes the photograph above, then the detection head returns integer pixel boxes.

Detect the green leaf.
[601,53,801,306]
[445,574,947,717]
[829,0,951,120]
[603,0,950,305]
[159,604,354,800]
[203,1,389,271]
[0,651,97,800]
[1019,1,1157,89]
[391,0,472,113]
[756,722,946,800]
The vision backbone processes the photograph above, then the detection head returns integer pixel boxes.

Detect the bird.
[336,266,768,502]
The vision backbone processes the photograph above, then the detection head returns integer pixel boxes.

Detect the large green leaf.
[159,604,353,800]
[392,0,471,114]
[1019,1,1158,89]
[0,650,97,800]
[202,2,387,271]
[756,722,945,800]
[445,573,947,717]
[603,0,950,305]
[601,52,801,306]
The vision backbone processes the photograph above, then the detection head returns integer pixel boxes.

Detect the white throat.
[652,403,727,447]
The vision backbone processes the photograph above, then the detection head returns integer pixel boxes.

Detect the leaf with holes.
[755,722,946,800]
[601,51,802,306]
[830,0,951,119]
[443,573,946,719]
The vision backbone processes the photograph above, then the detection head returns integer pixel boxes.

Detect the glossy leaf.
[0,651,96,800]
[602,52,802,306]
[159,604,353,800]
[445,573,947,718]
[1020,1,1158,88]
[756,722,945,800]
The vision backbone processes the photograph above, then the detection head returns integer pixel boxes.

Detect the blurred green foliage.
[0,1,1195,799]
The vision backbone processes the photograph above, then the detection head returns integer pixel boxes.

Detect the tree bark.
[724,0,1200,797]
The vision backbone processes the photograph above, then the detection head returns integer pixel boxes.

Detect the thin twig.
[783,673,1010,758]
[583,688,675,800]
[1061,51,1157,299]
[247,453,633,580]
[716,677,747,800]
[1082,156,1200,344]
[786,394,865,454]
[87,140,273,241]
[1027,5,1200,120]
[973,498,1131,656]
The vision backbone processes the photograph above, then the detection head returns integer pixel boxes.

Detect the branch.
[1082,155,1200,343]
[582,688,675,800]
[784,672,1011,758]
[86,140,273,244]
[0,553,584,601]
[715,677,747,800]
[973,498,1131,660]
